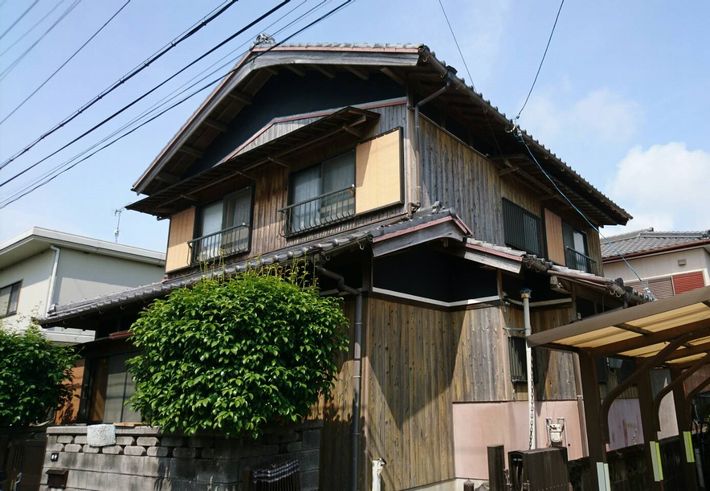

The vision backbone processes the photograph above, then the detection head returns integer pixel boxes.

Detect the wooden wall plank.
[165,207,195,272]
[545,209,565,264]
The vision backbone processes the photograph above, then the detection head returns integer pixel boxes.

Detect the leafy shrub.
[0,326,77,428]
[127,267,349,437]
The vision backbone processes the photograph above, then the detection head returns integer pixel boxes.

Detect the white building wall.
[0,249,53,331]
[605,247,709,285]
[53,248,164,306]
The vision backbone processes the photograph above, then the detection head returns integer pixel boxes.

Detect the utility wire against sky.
[0,0,67,58]
[0,0,242,172]
[513,0,564,122]
[0,0,355,209]
[435,0,473,88]
[0,0,82,83]
[0,0,40,42]
[1,0,324,205]
[0,0,293,189]
[0,0,132,126]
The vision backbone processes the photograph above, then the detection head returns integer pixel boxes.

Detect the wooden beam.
[344,66,368,80]
[226,91,252,105]
[616,322,654,336]
[380,67,404,85]
[203,118,228,132]
[267,157,289,168]
[155,172,181,185]
[178,145,203,159]
[578,351,605,490]
[285,64,305,77]
[310,64,335,79]
[497,167,519,177]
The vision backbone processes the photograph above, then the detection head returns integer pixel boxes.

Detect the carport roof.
[528,285,710,363]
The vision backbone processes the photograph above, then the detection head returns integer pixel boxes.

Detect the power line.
[435,0,473,88]
[514,129,650,292]
[0,0,67,58]
[0,0,293,189]
[1,0,354,208]
[0,0,241,171]
[0,0,82,82]
[0,0,132,126]
[1,0,322,205]
[514,0,565,121]
[0,0,41,42]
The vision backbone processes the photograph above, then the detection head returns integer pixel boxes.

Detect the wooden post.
[670,366,699,491]
[488,445,506,491]
[637,370,663,490]
[578,351,607,490]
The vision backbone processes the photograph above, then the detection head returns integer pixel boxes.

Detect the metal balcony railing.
[565,247,598,275]
[279,185,355,236]
[189,224,250,265]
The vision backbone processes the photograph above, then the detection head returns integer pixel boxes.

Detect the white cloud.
[524,88,641,145]
[607,142,710,231]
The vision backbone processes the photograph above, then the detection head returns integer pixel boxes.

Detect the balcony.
[189,224,250,265]
[565,247,598,275]
[279,185,355,236]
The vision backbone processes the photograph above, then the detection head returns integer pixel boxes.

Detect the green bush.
[127,267,349,437]
[0,326,77,428]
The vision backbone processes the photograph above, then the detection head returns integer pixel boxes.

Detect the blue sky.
[0,0,708,252]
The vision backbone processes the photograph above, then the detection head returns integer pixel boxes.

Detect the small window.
[562,223,595,273]
[284,150,356,234]
[509,336,529,383]
[502,199,542,256]
[85,353,140,423]
[0,281,21,318]
[192,187,252,263]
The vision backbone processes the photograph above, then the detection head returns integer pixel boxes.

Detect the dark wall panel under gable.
[187,71,405,177]
[373,246,498,302]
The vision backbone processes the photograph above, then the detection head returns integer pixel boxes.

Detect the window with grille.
[502,199,543,256]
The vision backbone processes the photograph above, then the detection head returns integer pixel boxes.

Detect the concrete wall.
[0,249,53,331]
[451,400,585,480]
[604,247,709,285]
[42,424,320,490]
[53,248,164,306]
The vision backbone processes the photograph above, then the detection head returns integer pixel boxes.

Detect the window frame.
[502,199,543,257]
[284,149,356,236]
[0,281,21,318]
[562,222,595,273]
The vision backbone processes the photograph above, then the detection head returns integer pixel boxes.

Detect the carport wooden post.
[578,350,607,490]
[670,366,700,491]
[637,371,664,491]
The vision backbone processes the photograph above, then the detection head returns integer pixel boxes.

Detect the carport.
[528,285,710,490]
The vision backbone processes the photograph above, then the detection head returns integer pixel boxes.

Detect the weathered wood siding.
[504,306,579,401]
[419,116,504,244]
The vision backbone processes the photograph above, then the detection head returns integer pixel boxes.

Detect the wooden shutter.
[672,271,705,294]
[165,207,195,272]
[648,277,674,299]
[355,129,402,214]
[544,209,565,264]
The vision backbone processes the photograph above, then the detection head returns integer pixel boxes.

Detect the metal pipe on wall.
[46,245,61,314]
[521,288,536,449]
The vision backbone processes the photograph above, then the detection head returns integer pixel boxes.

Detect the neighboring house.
[0,227,165,343]
[602,228,710,299]
[40,44,650,490]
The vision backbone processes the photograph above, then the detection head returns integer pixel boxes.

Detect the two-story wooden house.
[41,43,647,490]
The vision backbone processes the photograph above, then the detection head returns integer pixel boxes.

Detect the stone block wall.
[41,423,321,490]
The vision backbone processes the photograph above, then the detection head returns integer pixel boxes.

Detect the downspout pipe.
[522,288,536,449]
[316,266,363,491]
[46,245,60,315]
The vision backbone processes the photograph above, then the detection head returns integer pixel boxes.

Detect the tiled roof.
[602,229,710,259]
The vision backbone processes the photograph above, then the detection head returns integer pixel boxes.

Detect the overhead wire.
[0,0,67,58]
[513,0,564,122]
[0,0,132,126]
[0,0,82,82]
[1,0,322,205]
[0,0,41,43]
[435,0,473,88]
[0,0,293,189]
[1,0,352,208]
[0,0,242,171]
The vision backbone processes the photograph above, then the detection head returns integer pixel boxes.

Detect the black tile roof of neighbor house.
[602,229,710,259]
